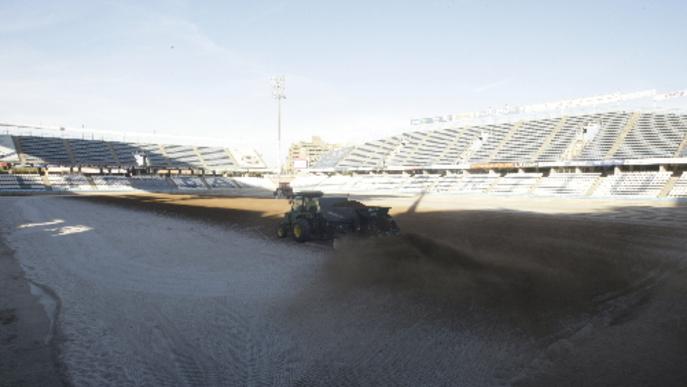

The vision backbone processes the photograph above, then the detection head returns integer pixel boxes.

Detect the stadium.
[3,2,687,386]
[3,89,687,386]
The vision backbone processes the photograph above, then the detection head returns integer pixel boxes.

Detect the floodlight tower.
[272,76,286,175]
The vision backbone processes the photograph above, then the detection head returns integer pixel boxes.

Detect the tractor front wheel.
[291,219,311,243]
[276,223,289,238]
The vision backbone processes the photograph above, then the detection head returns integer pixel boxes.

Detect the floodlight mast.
[272,76,286,175]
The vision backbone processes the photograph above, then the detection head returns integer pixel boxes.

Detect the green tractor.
[276,191,400,243]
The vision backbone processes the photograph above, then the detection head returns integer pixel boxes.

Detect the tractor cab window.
[304,197,319,212]
[291,197,305,210]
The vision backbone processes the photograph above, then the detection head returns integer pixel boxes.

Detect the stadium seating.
[614,113,687,159]
[91,175,135,191]
[490,119,560,162]
[229,149,267,170]
[204,176,239,189]
[170,176,206,190]
[312,147,354,169]
[533,173,601,196]
[136,144,169,167]
[0,174,20,190]
[0,174,45,191]
[337,137,402,169]
[290,175,329,191]
[426,128,465,166]
[162,145,204,169]
[387,132,431,167]
[399,174,439,193]
[233,176,276,190]
[4,110,687,199]
[315,175,356,193]
[69,139,115,165]
[467,123,517,163]
[344,174,408,193]
[592,171,673,197]
[453,174,501,193]
[196,147,237,171]
[432,174,463,192]
[11,133,267,171]
[315,111,687,170]
[48,174,93,191]
[16,136,72,165]
[574,112,631,160]
[0,135,19,162]
[668,172,687,198]
[537,116,584,162]
[130,176,173,191]
[490,173,542,194]
[108,141,139,165]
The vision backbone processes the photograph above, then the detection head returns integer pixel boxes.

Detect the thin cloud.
[474,78,512,93]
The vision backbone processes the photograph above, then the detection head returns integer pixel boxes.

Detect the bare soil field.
[2,192,687,386]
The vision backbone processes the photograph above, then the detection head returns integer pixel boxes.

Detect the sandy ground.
[0,227,64,387]
[2,193,687,386]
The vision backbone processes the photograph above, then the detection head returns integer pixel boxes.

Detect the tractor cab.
[289,191,323,213]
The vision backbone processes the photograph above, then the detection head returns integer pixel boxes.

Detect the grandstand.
[0,174,278,193]
[0,133,266,172]
[0,129,272,194]
[313,111,687,170]
[3,108,687,199]
[288,110,687,199]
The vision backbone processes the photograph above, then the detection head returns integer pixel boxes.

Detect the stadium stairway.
[674,129,687,157]
[606,112,641,158]
[105,142,120,164]
[40,174,51,190]
[435,126,469,165]
[200,176,211,190]
[530,116,568,162]
[488,121,523,161]
[193,148,209,170]
[659,176,679,197]
[12,137,26,164]
[527,175,545,193]
[63,139,77,165]
[222,149,235,165]
[483,175,502,193]
[166,176,179,190]
[562,133,586,160]
[157,144,171,167]
[585,175,605,196]
[85,175,98,190]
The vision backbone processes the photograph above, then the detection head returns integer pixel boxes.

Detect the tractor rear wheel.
[291,219,311,243]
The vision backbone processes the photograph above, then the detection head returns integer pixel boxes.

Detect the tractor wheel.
[291,219,311,243]
[388,219,400,235]
[276,223,289,238]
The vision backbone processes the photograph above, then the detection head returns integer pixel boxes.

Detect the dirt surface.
[0,222,65,387]
[3,192,687,386]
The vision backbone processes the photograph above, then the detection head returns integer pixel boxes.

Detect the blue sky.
[1,0,686,161]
